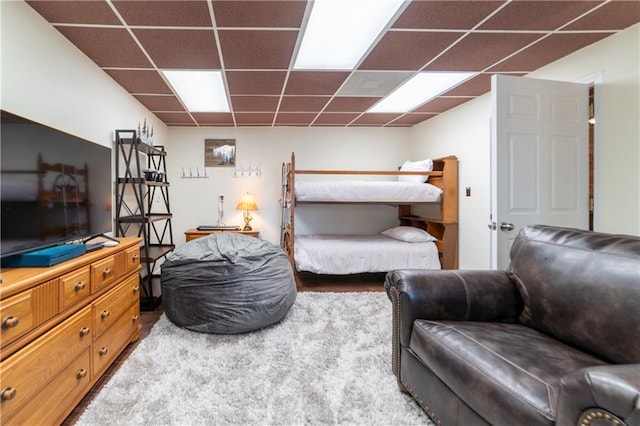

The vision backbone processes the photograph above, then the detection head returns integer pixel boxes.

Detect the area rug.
[77,292,433,425]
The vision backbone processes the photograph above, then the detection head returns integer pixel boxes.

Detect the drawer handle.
[132,286,140,293]
[74,281,87,292]
[1,387,16,402]
[102,268,112,278]
[79,327,90,337]
[132,254,139,262]
[2,316,19,330]
[101,310,110,320]
[132,315,140,323]
[76,368,88,380]
[98,347,108,357]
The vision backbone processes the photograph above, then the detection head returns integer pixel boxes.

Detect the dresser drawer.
[0,291,34,349]
[3,347,92,426]
[93,303,140,378]
[92,274,140,338]
[123,245,141,274]
[91,255,117,293]
[59,266,91,311]
[0,306,92,420]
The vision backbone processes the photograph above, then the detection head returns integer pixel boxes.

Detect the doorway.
[589,85,595,230]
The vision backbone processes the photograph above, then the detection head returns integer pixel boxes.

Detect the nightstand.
[184,228,260,242]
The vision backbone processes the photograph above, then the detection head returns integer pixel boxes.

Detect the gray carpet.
[77,292,433,425]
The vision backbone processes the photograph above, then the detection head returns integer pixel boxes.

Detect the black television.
[1,110,113,259]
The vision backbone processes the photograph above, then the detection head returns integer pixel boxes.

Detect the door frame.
[575,71,603,231]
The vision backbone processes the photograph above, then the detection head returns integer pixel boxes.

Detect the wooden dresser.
[0,237,142,425]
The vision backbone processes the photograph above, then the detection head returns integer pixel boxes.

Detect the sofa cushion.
[410,320,607,426]
[508,225,640,364]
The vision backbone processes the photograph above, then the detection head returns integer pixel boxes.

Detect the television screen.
[1,110,113,258]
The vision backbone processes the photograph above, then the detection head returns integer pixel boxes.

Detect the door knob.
[500,222,515,231]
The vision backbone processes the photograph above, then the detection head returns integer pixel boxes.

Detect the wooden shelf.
[116,213,173,224]
[116,177,169,187]
[141,244,175,262]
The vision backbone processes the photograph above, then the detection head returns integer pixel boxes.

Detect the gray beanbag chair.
[161,233,296,334]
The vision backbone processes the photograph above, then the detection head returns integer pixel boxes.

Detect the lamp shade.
[236,193,258,211]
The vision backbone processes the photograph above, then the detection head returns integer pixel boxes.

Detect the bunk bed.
[1,154,91,241]
[280,152,458,289]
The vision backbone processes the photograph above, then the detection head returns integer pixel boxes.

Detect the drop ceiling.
[25,0,640,127]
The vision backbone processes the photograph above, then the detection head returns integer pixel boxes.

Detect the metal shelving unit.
[115,129,174,310]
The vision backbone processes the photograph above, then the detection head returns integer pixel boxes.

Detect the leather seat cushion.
[409,321,606,425]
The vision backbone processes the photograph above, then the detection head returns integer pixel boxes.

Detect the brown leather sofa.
[385,225,640,426]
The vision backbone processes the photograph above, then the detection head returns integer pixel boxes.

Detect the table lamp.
[236,193,259,231]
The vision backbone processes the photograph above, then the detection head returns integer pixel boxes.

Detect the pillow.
[381,226,436,243]
[398,159,434,183]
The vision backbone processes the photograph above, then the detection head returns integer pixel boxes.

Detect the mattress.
[294,234,441,274]
[295,180,442,203]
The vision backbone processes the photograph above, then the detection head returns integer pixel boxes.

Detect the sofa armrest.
[557,364,640,426]
[385,269,523,374]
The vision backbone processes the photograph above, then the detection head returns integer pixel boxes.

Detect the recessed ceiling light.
[294,0,405,70]
[368,72,475,113]
[162,70,230,112]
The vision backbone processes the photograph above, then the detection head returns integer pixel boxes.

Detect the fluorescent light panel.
[162,70,230,112]
[294,0,404,70]
[368,72,475,113]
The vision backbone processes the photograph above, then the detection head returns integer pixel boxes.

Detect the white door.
[490,74,589,269]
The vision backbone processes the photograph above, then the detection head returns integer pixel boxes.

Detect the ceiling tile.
[439,72,526,97]
[192,113,235,126]
[564,1,640,30]
[285,72,351,96]
[338,71,413,97]
[413,97,471,113]
[55,26,151,68]
[313,113,360,126]
[324,97,381,112]
[489,33,613,73]
[226,71,286,96]
[440,73,492,97]
[425,33,542,71]
[275,113,317,125]
[111,0,211,27]
[231,96,279,112]
[393,1,504,30]
[218,30,297,69]
[133,29,220,69]
[359,32,462,71]
[279,97,330,112]
[479,1,604,31]
[134,95,185,112]
[26,1,120,25]
[212,1,307,28]
[153,112,196,125]
[390,114,436,126]
[235,113,275,125]
[351,113,401,125]
[105,70,173,94]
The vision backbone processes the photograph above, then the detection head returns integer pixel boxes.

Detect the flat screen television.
[1,110,113,259]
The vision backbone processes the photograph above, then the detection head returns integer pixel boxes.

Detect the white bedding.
[295,180,442,203]
[294,234,441,274]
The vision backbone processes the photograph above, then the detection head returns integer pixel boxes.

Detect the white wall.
[1,1,166,148]
[167,126,412,245]
[410,24,640,269]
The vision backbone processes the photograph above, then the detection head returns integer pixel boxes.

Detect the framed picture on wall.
[205,139,236,167]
